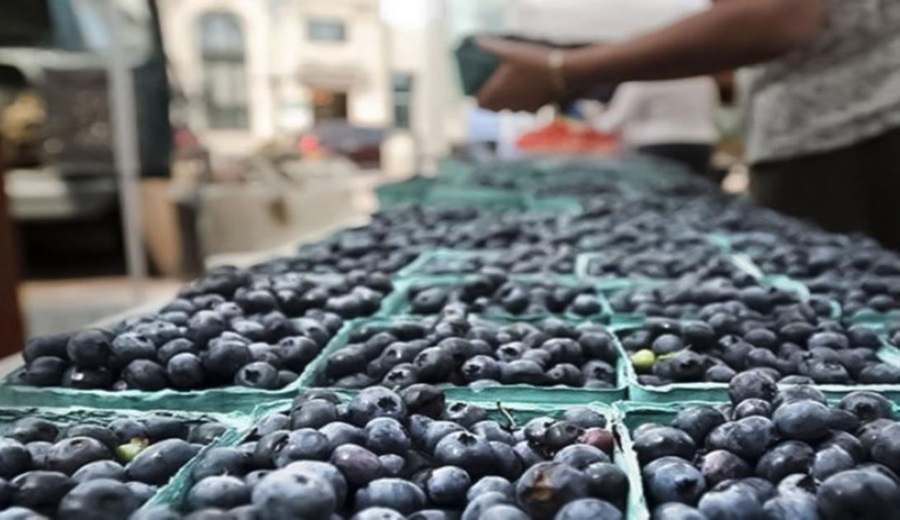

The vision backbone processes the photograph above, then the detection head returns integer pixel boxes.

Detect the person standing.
[596,77,719,176]
[475,0,900,250]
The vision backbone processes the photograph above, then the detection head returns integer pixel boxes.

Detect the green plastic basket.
[613,325,900,404]
[140,397,641,517]
[375,177,434,208]
[381,276,615,323]
[297,315,628,405]
[394,250,581,280]
[0,406,251,515]
[423,185,528,210]
[435,158,473,186]
[0,320,352,413]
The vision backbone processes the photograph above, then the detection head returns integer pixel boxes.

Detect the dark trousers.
[750,127,900,251]
[638,143,713,176]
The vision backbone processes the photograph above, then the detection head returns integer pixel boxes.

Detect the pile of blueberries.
[138,385,629,520]
[404,276,605,318]
[404,245,577,277]
[638,374,900,519]
[619,312,900,387]
[17,268,392,391]
[606,278,813,318]
[0,414,228,519]
[317,315,620,390]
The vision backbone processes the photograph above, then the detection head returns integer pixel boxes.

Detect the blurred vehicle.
[296,121,386,169]
[0,0,171,222]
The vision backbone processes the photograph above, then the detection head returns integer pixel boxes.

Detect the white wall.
[158,0,277,157]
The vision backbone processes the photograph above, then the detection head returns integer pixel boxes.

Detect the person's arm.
[565,0,825,84]
[477,0,825,112]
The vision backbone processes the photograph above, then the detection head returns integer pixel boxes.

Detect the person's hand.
[475,37,557,113]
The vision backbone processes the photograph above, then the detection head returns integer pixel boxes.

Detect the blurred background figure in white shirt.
[596,78,719,175]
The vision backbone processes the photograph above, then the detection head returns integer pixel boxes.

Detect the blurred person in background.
[595,77,718,176]
[476,0,900,250]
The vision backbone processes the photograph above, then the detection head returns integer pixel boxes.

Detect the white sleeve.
[595,83,644,132]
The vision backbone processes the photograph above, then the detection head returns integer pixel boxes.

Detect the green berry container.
[613,324,900,404]
[139,396,640,518]
[296,315,628,405]
[0,320,354,414]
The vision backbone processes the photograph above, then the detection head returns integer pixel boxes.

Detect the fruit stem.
[497,401,517,430]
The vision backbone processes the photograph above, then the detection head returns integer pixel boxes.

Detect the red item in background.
[516,120,616,153]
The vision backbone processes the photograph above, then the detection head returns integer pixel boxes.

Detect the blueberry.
[651,503,706,520]
[319,422,365,448]
[331,444,383,486]
[501,360,547,385]
[365,418,411,455]
[275,429,332,465]
[772,400,833,442]
[11,418,58,444]
[23,356,68,386]
[355,478,427,515]
[413,347,454,383]
[698,486,763,520]
[347,387,407,427]
[871,423,900,475]
[144,416,190,442]
[817,469,900,520]
[652,334,683,355]
[57,479,142,520]
[399,384,446,419]
[671,406,726,445]
[24,442,51,471]
[122,360,169,391]
[467,476,514,502]
[442,402,487,428]
[189,423,229,445]
[461,356,501,383]
[126,439,199,485]
[187,311,227,346]
[838,391,894,423]
[126,481,157,503]
[756,440,814,482]
[202,340,252,381]
[762,493,819,520]
[167,353,205,390]
[433,432,494,478]
[553,444,609,470]
[516,461,590,519]
[9,470,73,512]
[471,421,515,444]
[706,416,777,463]
[813,445,857,481]
[66,330,113,368]
[24,332,71,362]
[554,498,622,520]
[642,456,706,505]
[633,426,696,464]
[234,362,280,389]
[728,370,777,405]
[45,437,111,475]
[254,414,289,438]
[187,475,250,511]
[698,450,751,486]
[424,465,470,507]
[110,333,156,369]
[191,447,249,481]
[351,508,405,520]
[251,469,336,520]
[562,407,607,429]
[71,460,126,483]
[378,454,405,477]
[583,462,629,509]
[460,491,513,520]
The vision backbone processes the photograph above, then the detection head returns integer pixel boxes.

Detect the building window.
[311,89,348,122]
[198,11,248,129]
[306,18,346,42]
